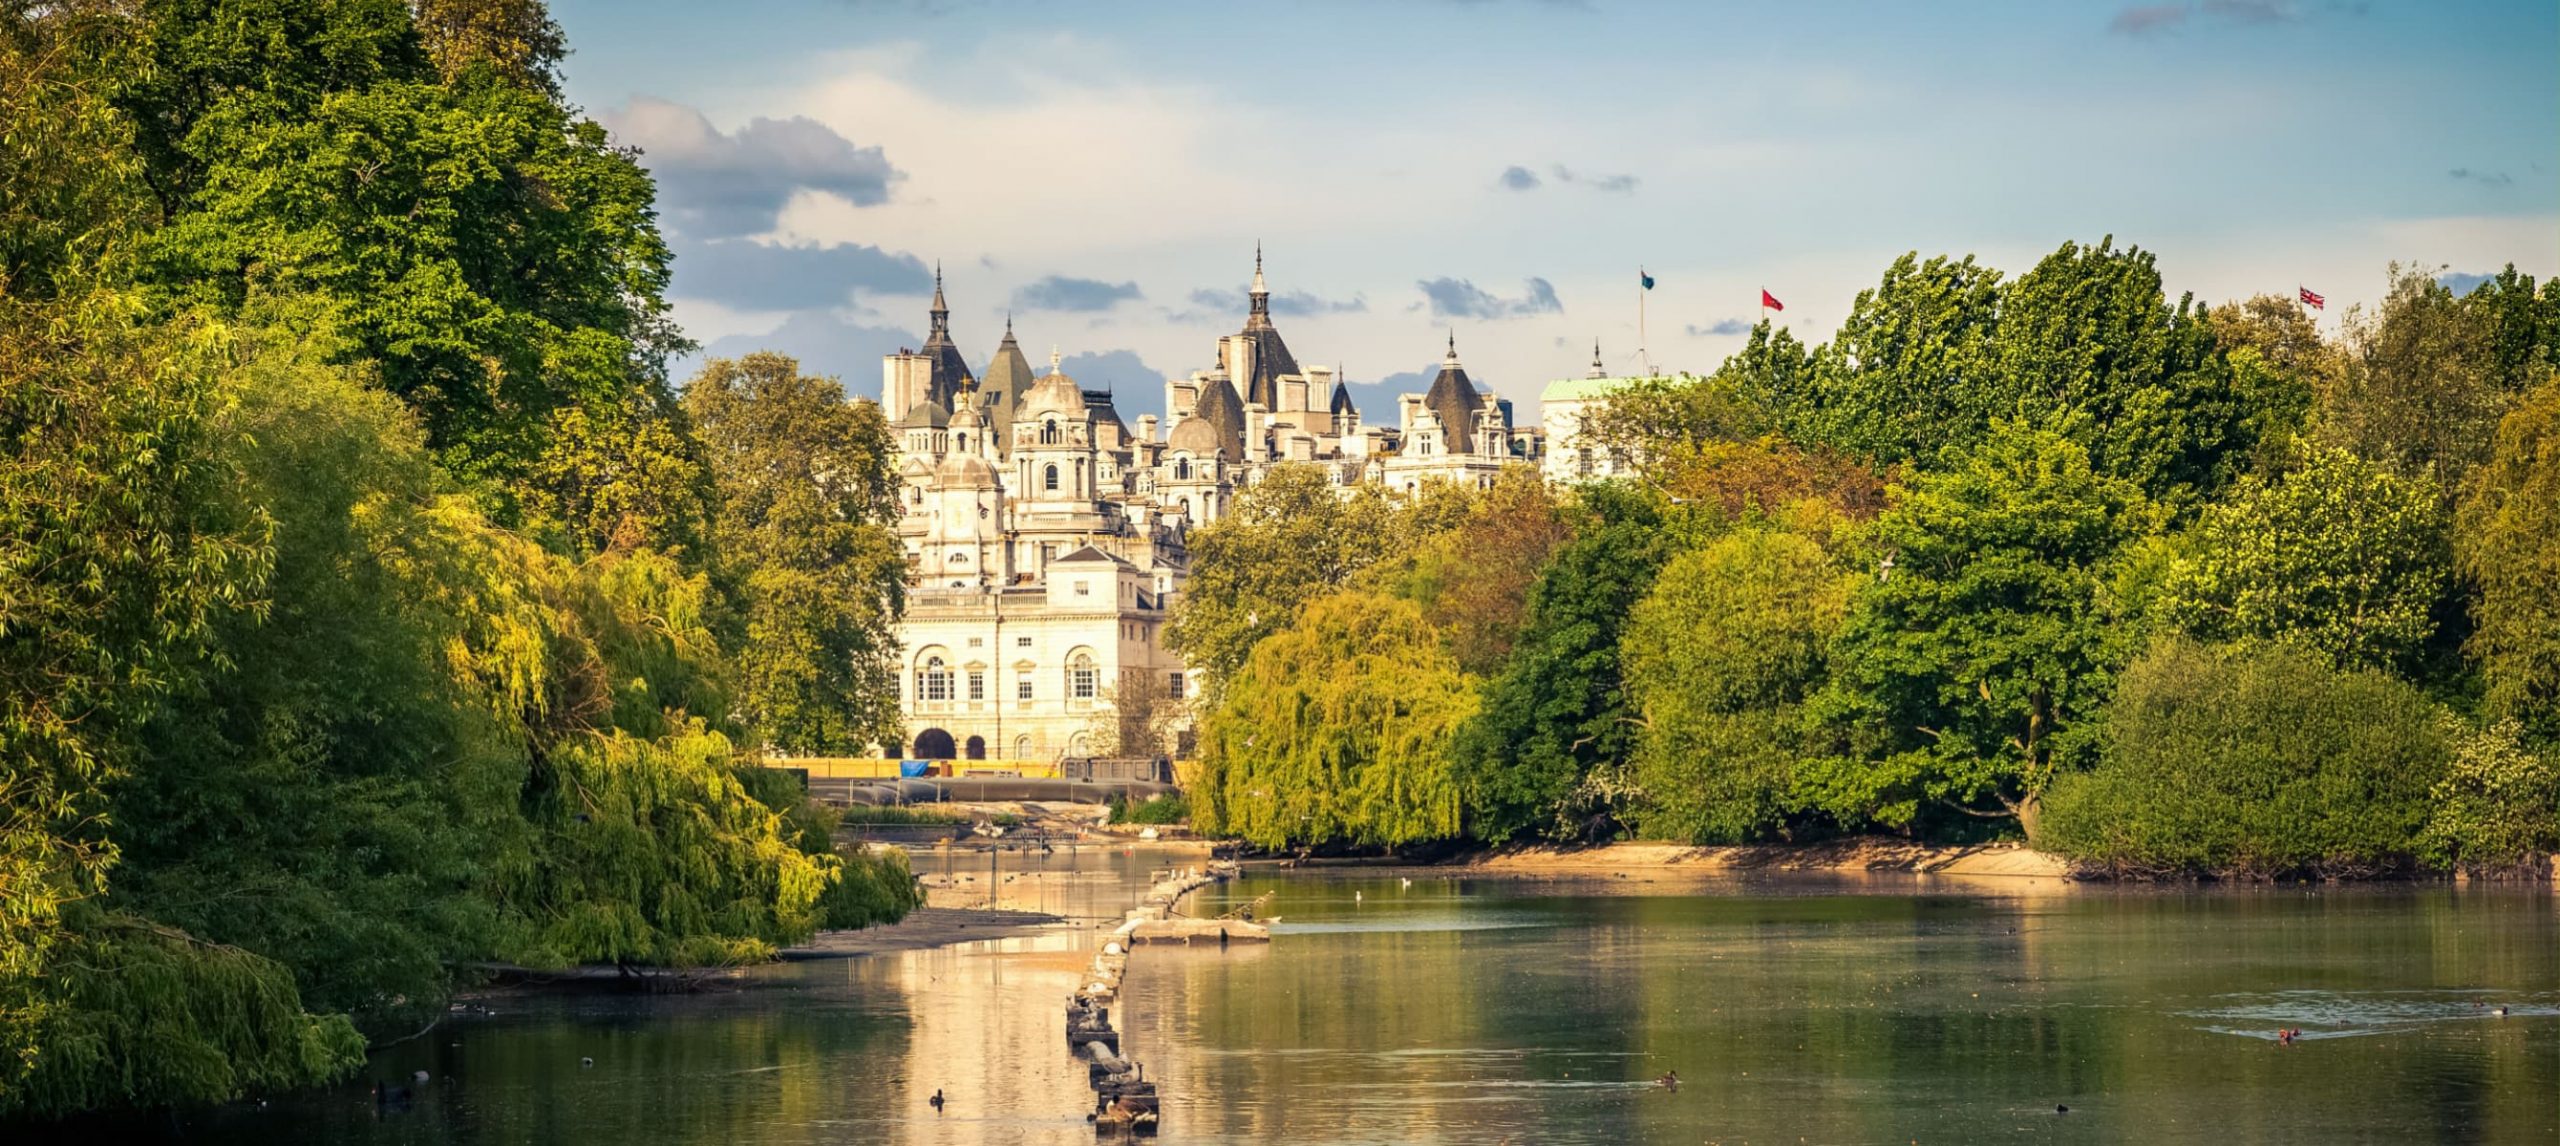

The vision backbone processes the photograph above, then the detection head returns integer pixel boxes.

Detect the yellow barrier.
[775,757,1067,780]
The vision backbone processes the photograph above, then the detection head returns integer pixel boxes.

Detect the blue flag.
[1640,269,1655,290]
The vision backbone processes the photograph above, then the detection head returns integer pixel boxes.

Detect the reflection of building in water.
[884,252,1546,762]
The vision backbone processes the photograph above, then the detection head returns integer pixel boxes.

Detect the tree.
[1195,593,1475,850]
[2151,447,2450,674]
[2458,264,2558,398]
[2457,373,2560,737]
[1169,464,1407,695]
[1370,467,1573,676]
[2419,717,2560,874]
[683,353,904,754]
[1807,424,2151,836]
[1451,483,1673,840]
[1794,252,2005,467]
[1623,527,1856,843]
[131,0,682,499]
[2039,637,2450,878]
[2317,264,2504,492]
[410,0,568,93]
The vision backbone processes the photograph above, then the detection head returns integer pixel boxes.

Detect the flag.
[2299,286,2324,310]
[1640,269,1654,291]
[1761,289,1784,312]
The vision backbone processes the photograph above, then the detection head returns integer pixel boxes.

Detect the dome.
[899,398,951,429]
[950,399,988,428]
[935,450,1001,488]
[1166,415,1228,459]
[1022,370,1087,417]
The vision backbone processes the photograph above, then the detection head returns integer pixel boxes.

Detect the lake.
[171,852,2557,1145]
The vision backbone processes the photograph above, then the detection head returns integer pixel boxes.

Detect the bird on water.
[930,1088,946,1112]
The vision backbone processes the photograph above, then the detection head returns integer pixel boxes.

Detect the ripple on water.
[2181,988,2560,1040]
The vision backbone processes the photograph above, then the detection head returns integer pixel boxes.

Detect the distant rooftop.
[1538,375,1658,403]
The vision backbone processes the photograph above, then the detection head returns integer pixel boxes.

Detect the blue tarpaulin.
[899,760,931,778]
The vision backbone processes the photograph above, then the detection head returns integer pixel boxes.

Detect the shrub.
[2041,637,2450,878]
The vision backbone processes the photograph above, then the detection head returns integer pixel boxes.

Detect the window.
[967,670,985,701]
[1174,458,1190,480]
[1043,419,1060,444]
[1169,671,1186,697]
[1070,653,1097,700]
[1044,464,1059,491]
[917,656,952,702]
[1074,580,1090,597]
[1016,636,1033,648]
[1016,673,1034,700]
[968,637,983,647]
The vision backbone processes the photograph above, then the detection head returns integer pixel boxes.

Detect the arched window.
[1069,652,1097,700]
[1044,464,1060,491]
[916,655,952,702]
[1042,419,1060,444]
[1013,735,1032,760]
[1174,458,1191,480]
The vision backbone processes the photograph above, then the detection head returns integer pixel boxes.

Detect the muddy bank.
[1436,838,2073,879]
[777,906,1067,959]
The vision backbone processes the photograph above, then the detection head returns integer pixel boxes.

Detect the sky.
[550,0,2560,421]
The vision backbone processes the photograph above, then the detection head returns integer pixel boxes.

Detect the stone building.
[880,253,1545,762]
[1539,342,1646,483]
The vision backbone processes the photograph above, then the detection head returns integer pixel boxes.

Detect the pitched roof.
[1422,334,1485,453]
[978,318,1037,433]
[1189,372,1248,458]
[1054,544,1131,567]
[1236,247,1301,408]
[1328,380,1358,418]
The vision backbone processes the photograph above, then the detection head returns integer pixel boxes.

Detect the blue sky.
[553,0,2559,418]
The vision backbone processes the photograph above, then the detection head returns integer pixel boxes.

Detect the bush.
[2041,637,2450,878]
[2420,718,2560,874]
[1110,794,1191,826]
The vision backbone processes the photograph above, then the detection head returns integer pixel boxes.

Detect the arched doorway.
[912,728,956,759]
[964,735,986,760]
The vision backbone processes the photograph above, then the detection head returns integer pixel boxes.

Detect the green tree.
[2317,263,2504,492]
[2419,717,2560,874]
[1807,424,2151,836]
[410,0,568,92]
[2040,637,2450,878]
[1195,593,1475,850]
[131,0,682,498]
[1170,463,1407,695]
[2151,447,2450,674]
[684,353,904,753]
[2458,264,2557,397]
[2457,373,2560,737]
[1370,467,1573,676]
[1451,483,1673,840]
[1795,252,2005,467]
[1623,527,1856,843]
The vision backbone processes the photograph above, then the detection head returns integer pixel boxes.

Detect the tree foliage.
[1624,527,1855,843]
[1807,425,2151,835]
[2317,264,2505,491]
[684,353,905,754]
[2041,638,2450,878]
[2151,447,2450,673]
[1196,593,1475,850]
[2457,373,2560,738]
[1170,464,1408,695]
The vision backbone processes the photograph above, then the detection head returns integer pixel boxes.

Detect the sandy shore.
[1442,838,2072,879]
[777,906,1067,960]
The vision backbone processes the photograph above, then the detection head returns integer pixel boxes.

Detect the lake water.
[168,854,2557,1145]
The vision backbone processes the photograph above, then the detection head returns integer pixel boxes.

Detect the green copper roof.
[1538,375,1651,402]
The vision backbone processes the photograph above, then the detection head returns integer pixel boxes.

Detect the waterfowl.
[930,1088,945,1111]
[1655,1070,1679,1089]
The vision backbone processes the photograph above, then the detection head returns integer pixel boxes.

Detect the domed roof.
[950,398,987,427]
[935,450,1001,488]
[1022,354,1087,417]
[899,398,951,429]
[1166,415,1228,459]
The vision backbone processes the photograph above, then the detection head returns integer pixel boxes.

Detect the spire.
[1247,243,1270,324]
[1004,310,1014,337]
[1588,338,1607,379]
[1445,329,1459,363]
[929,262,949,334]
[1049,345,1061,373]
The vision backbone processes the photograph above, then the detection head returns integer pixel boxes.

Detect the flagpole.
[1638,276,1650,378]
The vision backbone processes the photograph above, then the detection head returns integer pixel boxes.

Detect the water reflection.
[169,862,2555,1146]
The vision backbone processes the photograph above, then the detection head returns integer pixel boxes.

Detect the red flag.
[1761,289,1784,312]
[2299,286,2324,310]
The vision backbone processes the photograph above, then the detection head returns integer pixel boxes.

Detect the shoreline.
[1436,838,2074,879]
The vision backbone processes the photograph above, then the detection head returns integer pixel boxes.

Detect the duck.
[2494,1006,2510,1017]
[1655,1070,1679,1089]
[930,1088,946,1111]
[580,1057,594,1068]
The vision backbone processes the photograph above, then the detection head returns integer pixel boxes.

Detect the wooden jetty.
[1067,860,1256,1137]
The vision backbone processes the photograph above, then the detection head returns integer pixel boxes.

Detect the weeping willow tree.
[1195,592,1476,849]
